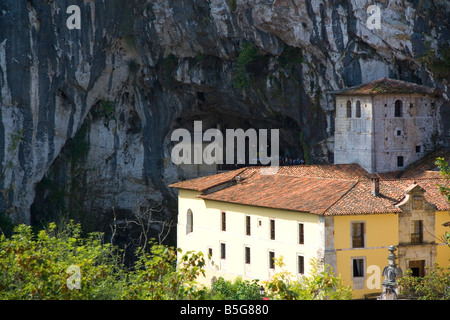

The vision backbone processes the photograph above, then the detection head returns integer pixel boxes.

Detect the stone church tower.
[333,78,439,174]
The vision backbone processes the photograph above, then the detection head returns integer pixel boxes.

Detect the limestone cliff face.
[0,0,448,226]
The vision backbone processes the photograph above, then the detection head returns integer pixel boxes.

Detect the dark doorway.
[409,260,425,277]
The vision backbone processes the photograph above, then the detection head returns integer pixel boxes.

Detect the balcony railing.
[411,233,423,244]
[352,236,365,248]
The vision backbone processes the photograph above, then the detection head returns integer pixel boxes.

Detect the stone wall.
[373,94,439,173]
[396,185,438,273]
[334,95,374,172]
[334,93,439,173]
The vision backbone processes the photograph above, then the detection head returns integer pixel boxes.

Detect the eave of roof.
[168,168,247,192]
[198,175,359,215]
[332,78,436,96]
[169,150,450,216]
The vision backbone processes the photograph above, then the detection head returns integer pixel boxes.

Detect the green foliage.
[420,45,450,81]
[294,258,352,300]
[0,211,14,237]
[162,54,179,89]
[398,263,450,300]
[278,45,303,70]
[1,222,356,300]
[264,256,352,300]
[99,100,115,119]
[435,157,450,245]
[436,157,450,202]
[227,0,237,12]
[8,130,24,154]
[232,41,258,89]
[123,242,206,300]
[0,222,122,300]
[0,222,206,300]
[210,277,261,300]
[70,122,90,168]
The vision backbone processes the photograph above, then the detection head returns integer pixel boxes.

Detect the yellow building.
[170,152,450,299]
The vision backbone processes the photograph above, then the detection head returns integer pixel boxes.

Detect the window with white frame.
[220,242,226,260]
[297,255,305,275]
[351,222,365,248]
[268,251,275,269]
[246,215,251,236]
[352,258,364,278]
[298,223,304,245]
[186,209,193,234]
[245,246,251,264]
[221,211,226,231]
[270,219,275,240]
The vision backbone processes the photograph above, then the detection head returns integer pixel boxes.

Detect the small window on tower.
[356,100,361,118]
[396,130,402,136]
[395,100,403,117]
[346,100,352,118]
[397,156,404,167]
[416,145,421,153]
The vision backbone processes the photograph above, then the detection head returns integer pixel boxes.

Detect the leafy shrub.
[232,41,258,89]
[210,277,261,300]
[0,222,206,300]
[123,242,206,300]
[399,263,450,300]
[0,222,122,299]
[264,256,352,300]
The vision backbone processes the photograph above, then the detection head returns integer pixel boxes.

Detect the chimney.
[371,177,380,196]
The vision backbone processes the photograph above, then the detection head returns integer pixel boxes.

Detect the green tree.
[0,221,208,300]
[398,263,450,300]
[0,222,123,300]
[209,277,261,300]
[436,157,450,201]
[436,157,450,246]
[232,41,258,89]
[264,256,352,300]
[122,242,206,300]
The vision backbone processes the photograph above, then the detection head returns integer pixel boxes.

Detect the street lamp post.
[259,286,265,300]
[378,245,402,300]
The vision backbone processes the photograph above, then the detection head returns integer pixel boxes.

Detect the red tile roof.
[169,168,247,192]
[199,175,358,215]
[324,178,450,215]
[333,78,436,96]
[169,151,450,215]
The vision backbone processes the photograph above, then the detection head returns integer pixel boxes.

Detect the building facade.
[334,78,439,173]
[171,158,450,299]
[170,78,449,299]
[177,188,324,285]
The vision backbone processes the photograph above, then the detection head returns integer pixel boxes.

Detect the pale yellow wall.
[176,189,322,287]
[435,211,450,267]
[333,214,398,249]
[177,190,449,299]
[334,212,450,299]
[336,248,391,298]
[333,214,398,299]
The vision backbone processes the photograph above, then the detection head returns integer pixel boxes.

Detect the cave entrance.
[168,111,304,178]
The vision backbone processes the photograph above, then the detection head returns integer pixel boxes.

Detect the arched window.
[356,100,361,118]
[346,100,352,118]
[394,100,402,117]
[186,209,193,234]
